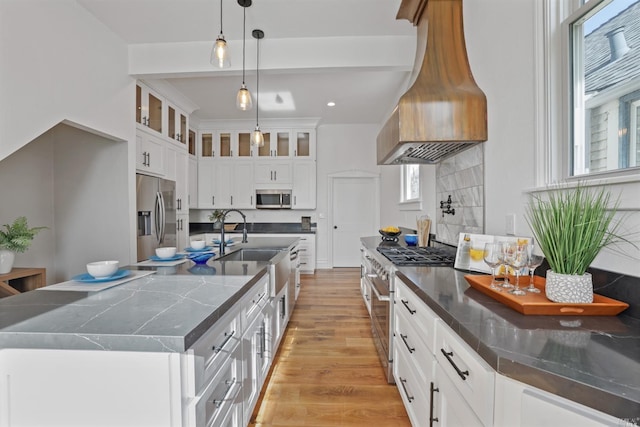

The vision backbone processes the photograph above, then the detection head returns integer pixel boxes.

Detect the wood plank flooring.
[250,268,411,427]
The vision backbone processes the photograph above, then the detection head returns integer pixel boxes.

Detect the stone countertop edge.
[361,233,639,421]
[189,222,317,235]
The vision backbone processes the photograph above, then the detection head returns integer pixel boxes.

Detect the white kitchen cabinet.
[167,102,188,146]
[188,156,198,208]
[136,82,164,135]
[166,143,188,214]
[292,161,316,209]
[197,159,216,209]
[0,348,183,427]
[256,131,290,158]
[254,161,292,186]
[256,233,315,274]
[291,129,315,159]
[197,160,253,209]
[494,375,622,427]
[394,276,494,427]
[177,213,189,250]
[136,128,165,176]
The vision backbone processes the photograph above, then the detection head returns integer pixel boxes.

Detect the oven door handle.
[367,274,390,302]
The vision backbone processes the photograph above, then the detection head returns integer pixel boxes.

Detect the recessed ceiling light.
[327,101,336,107]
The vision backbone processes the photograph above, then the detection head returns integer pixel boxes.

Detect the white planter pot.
[545,269,593,303]
[0,249,16,274]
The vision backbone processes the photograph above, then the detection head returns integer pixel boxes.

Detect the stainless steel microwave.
[256,189,292,209]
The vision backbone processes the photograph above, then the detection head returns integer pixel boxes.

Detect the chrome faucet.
[219,209,248,254]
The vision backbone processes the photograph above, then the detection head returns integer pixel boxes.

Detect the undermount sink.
[217,248,282,262]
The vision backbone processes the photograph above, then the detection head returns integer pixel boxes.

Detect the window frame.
[536,0,640,187]
[399,164,422,211]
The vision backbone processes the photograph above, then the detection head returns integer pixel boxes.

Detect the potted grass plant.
[0,216,46,274]
[525,184,633,303]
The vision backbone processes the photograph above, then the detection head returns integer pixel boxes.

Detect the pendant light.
[210,0,230,68]
[236,0,252,111]
[251,29,264,147]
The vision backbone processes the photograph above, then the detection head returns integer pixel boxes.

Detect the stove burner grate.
[376,246,455,266]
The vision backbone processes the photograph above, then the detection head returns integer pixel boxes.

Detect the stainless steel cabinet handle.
[212,196,215,205]
[440,348,469,380]
[398,377,414,403]
[212,330,236,353]
[400,334,415,353]
[212,377,236,408]
[429,382,439,426]
[401,299,416,315]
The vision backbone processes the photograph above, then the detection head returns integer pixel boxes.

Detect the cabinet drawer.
[188,345,242,427]
[394,305,436,385]
[435,321,495,426]
[189,308,241,394]
[395,277,439,354]
[242,276,270,329]
[394,340,433,427]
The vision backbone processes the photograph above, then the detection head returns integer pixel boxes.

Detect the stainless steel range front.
[361,246,395,384]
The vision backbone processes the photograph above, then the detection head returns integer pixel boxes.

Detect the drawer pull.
[401,299,416,315]
[400,334,415,353]
[429,382,439,426]
[253,292,266,306]
[440,349,469,380]
[398,377,414,403]
[212,330,236,353]
[212,377,236,408]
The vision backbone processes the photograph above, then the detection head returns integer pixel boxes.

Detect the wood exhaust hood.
[377,0,487,165]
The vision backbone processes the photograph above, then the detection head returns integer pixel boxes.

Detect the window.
[401,164,420,202]
[568,0,640,176]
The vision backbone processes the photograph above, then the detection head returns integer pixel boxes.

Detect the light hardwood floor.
[250,268,411,426]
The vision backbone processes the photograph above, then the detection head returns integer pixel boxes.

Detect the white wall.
[0,0,135,161]
[0,0,137,280]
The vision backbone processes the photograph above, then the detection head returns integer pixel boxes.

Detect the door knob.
[334,226,337,229]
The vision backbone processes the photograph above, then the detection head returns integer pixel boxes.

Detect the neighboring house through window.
[401,164,421,205]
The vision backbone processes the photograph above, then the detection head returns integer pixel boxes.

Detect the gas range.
[376,246,456,266]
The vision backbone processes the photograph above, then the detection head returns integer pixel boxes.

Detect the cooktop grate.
[376,246,455,266]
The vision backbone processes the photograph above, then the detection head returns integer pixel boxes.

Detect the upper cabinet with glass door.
[200,131,253,159]
[188,129,197,156]
[167,103,188,147]
[136,83,164,135]
[256,129,316,159]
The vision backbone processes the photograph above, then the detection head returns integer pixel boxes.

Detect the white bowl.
[87,260,119,279]
[190,240,206,250]
[155,247,177,259]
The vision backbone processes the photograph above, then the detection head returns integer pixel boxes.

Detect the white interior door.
[332,176,378,267]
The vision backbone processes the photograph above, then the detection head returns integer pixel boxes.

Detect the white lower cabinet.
[394,276,493,427]
[494,375,623,427]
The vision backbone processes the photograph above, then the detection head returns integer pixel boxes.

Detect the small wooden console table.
[0,268,46,297]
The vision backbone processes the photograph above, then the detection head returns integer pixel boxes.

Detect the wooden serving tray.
[464,274,629,316]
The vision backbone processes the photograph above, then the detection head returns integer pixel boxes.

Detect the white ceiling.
[77,0,417,125]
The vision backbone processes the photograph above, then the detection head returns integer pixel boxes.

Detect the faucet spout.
[219,209,248,254]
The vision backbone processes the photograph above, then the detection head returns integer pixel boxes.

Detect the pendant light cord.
[256,36,260,126]
[219,0,223,36]
[242,6,246,85]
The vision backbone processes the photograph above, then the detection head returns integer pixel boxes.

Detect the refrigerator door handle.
[158,191,166,244]
[154,191,162,243]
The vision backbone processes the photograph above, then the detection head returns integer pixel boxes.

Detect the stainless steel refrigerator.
[136,173,176,261]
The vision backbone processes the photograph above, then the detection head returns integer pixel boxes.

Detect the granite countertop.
[0,237,299,354]
[361,236,640,421]
[190,222,317,235]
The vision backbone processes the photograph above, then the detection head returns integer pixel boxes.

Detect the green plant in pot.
[0,216,46,274]
[208,210,225,229]
[525,184,632,303]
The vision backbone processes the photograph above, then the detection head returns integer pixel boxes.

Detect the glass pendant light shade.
[236,84,253,111]
[211,36,230,68]
[211,0,230,68]
[251,126,264,147]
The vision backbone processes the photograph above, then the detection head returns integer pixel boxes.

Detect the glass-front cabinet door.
[201,132,214,157]
[136,83,164,135]
[188,129,196,156]
[218,132,233,157]
[257,131,289,157]
[238,132,253,157]
[293,130,315,158]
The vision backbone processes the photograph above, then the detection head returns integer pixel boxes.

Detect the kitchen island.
[0,237,298,427]
[361,236,640,425]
